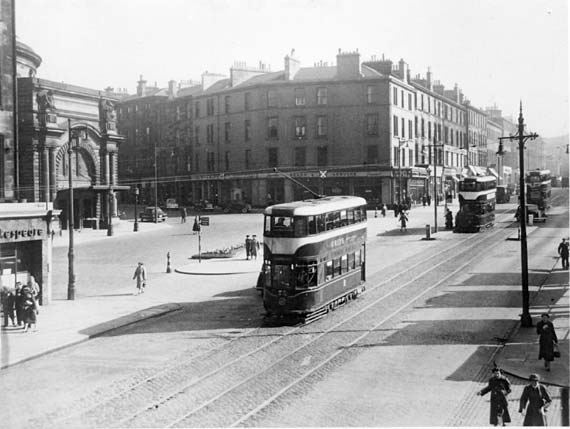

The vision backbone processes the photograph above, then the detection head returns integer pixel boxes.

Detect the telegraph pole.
[499,102,538,327]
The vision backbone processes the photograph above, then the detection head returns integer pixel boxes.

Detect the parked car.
[165,198,179,209]
[140,206,168,222]
[193,200,215,211]
[221,201,251,213]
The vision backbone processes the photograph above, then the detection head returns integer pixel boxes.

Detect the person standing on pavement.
[557,238,569,269]
[20,285,38,332]
[133,262,147,295]
[251,235,260,260]
[1,286,16,327]
[536,313,558,371]
[180,207,187,223]
[519,374,551,426]
[14,282,24,327]
[477,366,512,426]
[245,235,252,260]
[381,204,387,217]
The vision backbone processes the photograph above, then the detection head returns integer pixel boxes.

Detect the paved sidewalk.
[496,265,569,387]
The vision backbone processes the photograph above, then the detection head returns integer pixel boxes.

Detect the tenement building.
[117,49,524,208]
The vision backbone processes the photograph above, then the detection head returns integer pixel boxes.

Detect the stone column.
[42,146,50,202]
[49,147,57,202]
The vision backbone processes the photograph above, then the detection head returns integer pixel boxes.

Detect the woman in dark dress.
[477,367,512,426]
[519,374,551,426]
[20,286,38,332]
[536,313,558,371]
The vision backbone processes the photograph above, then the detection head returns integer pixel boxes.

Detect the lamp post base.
[134,221,139,232]
[521,312,533,327]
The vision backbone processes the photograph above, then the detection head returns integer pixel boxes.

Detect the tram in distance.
[525,169,551,219]
[454,175,497,233]
[261,196,367,323]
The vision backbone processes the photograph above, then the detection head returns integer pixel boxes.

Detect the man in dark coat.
[477,367,512,426]
[558,237,569,269]
[245,235,252,260]
[537,313,558,371]
[519,374,551,426]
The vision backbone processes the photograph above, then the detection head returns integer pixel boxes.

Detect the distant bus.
[455,176,497,232]
[525,169,551,218]
[261,196,367,322]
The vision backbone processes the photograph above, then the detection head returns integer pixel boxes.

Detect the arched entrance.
[54,133,101,229]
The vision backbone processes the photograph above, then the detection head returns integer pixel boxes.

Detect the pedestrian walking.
[427,194,431,206]
[477,366,512,426]
[557,237,569,269]
[180,207,187,223]
[399,210,408,232]
[1,286,16,327]
[133,262,147,295]
[536,313,558,371]
[251,235,260,260]
[381,204,387,217]
[245,235,252,260]
[20,285,38,332]
[422,194,426,207]
[519,374,551,426]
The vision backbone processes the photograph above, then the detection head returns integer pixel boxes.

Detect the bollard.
[425,224,431,240]
[166,251,172,273]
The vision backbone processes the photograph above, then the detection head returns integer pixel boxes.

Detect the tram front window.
[273,264,293,289]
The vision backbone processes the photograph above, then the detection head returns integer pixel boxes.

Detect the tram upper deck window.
[460,180,477,191]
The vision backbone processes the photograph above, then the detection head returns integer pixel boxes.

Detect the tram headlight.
[278,297,287,306]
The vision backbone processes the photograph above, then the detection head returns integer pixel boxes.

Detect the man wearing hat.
[477,366,511,426]
[519,374,551,426]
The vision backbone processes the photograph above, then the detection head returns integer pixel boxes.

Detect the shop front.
[0,203,59,305]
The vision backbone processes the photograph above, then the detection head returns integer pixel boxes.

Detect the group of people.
[478,367,553,427]
[1,276,40,332]
[244,235,260,260]
[478,312,559,426]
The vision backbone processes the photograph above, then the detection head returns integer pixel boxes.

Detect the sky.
[16,0,569,138]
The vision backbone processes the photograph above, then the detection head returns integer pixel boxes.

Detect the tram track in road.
[44,210,518,428]
[112,221,515,428]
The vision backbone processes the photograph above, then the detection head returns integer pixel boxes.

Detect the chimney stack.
[336,49,361,79]
[168,80,177,97]
[426,67,433,91]
[284,49,301,80]
[137,74,147,96]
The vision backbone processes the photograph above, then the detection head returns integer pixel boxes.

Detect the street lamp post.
[154,144,158,224]
[67,119,76,300]
[134,187,139,232]
[397,138,410,206]
[499,102,538,327]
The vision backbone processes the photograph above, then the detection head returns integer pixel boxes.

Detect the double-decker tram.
[525,169,551,219]
[262,196,367,323]
[454,175,497,232]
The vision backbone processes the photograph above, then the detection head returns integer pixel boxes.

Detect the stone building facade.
[17,77,125,229]
[117,49,528,208]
